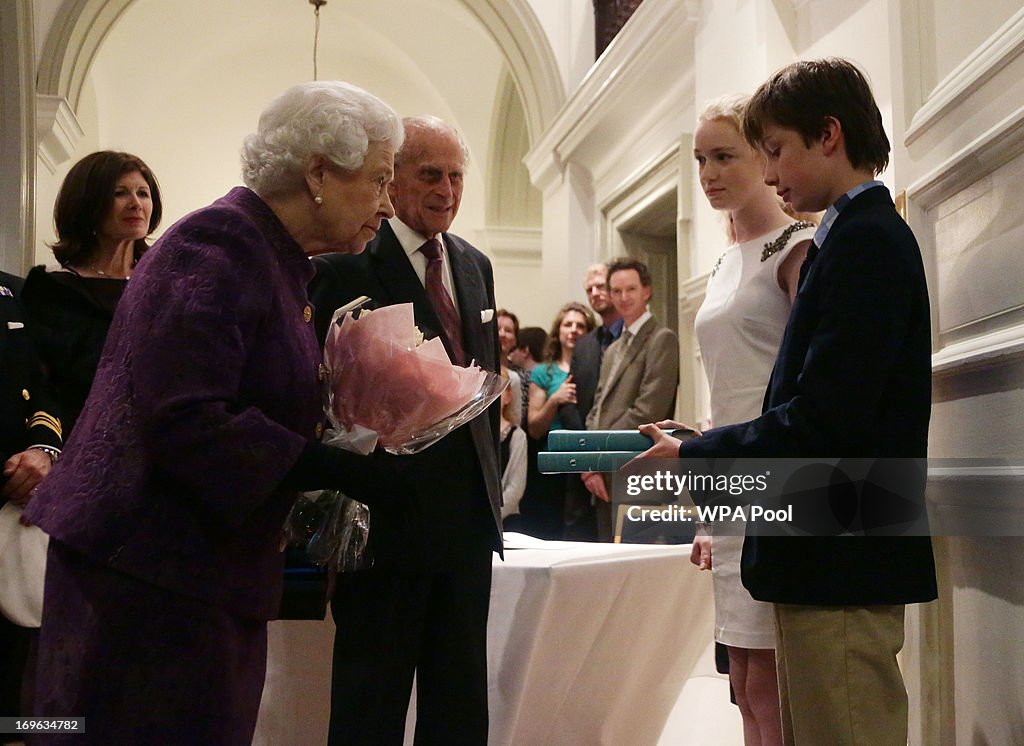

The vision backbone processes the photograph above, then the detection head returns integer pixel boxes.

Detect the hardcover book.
[536,450,642,473]
[546,428,696,452]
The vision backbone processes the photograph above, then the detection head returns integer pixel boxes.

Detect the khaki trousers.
[773,603,907,746]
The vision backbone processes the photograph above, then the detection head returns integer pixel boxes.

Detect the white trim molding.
[484,226,542,265]
[524,0,699,195]
[906,106,1024,210]
[36,94,85,174]
[927,463,1024,537]
[598,145,682,253]
[906,8,1024,144]
[461,0,565,143]
[36,0,133,111]
[0,0,36,274]
[907,105,1024,370]
[932,325,1024,375]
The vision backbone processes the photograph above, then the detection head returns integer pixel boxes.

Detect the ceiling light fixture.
[309,0,327,81]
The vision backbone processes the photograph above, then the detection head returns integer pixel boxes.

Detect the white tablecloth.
[254,536,716,746]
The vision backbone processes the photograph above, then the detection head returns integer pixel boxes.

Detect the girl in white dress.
[691,94,815,746]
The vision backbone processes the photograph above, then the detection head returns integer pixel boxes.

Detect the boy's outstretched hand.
[634,420,702,460]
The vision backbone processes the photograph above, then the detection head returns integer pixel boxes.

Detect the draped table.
[254,535,716,745]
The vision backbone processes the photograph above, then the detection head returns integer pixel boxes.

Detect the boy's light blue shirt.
[813,179,885,247]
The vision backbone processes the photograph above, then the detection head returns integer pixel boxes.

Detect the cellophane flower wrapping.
[284,489,370,572]
[323,302,502,455]
[284,301,506,571]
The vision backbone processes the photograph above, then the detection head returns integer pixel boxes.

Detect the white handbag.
[0,501,48,627]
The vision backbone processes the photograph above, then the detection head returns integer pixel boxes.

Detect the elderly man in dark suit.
[1,270,62,732]
[559,263,622,540]
[309,116,502,746]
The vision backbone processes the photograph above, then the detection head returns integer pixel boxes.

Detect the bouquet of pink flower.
[322,301,505,454]
[285,300,504,571]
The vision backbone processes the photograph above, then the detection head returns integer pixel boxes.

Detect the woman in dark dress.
[22,150,162,435]
[24,81,405,744]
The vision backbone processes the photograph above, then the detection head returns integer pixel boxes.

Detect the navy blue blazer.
[678,186,937,605]
[309,220,503,569]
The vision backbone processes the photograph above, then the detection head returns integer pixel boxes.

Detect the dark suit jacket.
[309,221,503,568]
[560,328,603,431]
[0,272,62,493]
[678,186,937,606]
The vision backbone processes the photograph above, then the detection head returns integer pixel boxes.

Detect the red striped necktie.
[420,238,466,365]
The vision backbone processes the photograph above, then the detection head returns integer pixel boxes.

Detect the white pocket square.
[480,309,495,323]
[7,321,24,330]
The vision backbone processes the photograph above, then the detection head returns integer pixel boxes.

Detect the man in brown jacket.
[584,257,679,540]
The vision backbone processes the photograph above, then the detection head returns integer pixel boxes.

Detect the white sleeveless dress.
[694,221,815,649]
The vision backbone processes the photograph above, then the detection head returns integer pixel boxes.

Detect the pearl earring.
[314,194,324,205]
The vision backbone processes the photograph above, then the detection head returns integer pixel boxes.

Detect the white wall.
[523,0,593,94]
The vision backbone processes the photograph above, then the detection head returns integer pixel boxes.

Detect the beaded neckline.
[761,221,815,262]
[710,221,815,279]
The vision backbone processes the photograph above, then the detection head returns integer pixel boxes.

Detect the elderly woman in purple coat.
[24,81,404,744]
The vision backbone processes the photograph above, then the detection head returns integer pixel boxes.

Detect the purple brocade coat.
[26,187,322,619]
[23,187,323,742]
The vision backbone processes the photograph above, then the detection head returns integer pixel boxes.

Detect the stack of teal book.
[537,428,694,473]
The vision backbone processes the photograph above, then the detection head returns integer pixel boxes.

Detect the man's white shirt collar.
[391,217,443,261]
[623,309,652,340]
[388,218,458,309]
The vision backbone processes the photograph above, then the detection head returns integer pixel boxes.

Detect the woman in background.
[497,309,525,426]
[23,151,162,435]
[521,302,594,539]
[25,80,403,743]
[690,94,815,746]
[496,309,520,367]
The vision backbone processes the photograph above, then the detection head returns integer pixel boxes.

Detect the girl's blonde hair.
[697,93,749,134]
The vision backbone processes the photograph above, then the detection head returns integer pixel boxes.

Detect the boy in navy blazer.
[641,59,937,745]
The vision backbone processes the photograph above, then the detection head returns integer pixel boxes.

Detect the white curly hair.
[241,81,403,197]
